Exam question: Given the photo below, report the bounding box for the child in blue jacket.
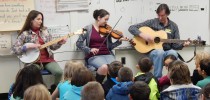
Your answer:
[106,67,133,100]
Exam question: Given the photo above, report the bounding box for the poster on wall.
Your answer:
[0,0,35,31]
[0,32,12,56]
[56,0,89,12]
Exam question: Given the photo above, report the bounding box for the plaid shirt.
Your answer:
[161,86,201,100]
[11,27,62,57]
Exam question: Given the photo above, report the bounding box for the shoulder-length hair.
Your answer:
[12,64,44,99]
[19,10,44,36]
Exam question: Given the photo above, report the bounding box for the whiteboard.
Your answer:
[35,0,70,27]
[35,0,76,52]
[56,0,89,11]
[143,0,210,44]
[73,0,210,47]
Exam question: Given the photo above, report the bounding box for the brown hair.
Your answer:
[138,56,153,72]
[12,64,44,98]
[118,67,133,82]
[19,10,44,35]
[108,61,123,78]
[129,81,150,100]
[93,9,109,20]
[200,58,210,76]
[202,83,210,99]
[81,81,104,100]
[156,4,170,15]
[24,84,51,100]
[169,61,191,85]
[71,67,95,87]
[63,60,85,81]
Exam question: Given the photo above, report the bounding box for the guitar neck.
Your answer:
[40,33,73,49]
[161,39,188,43]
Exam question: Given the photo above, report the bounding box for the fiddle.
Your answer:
[99,24,136,46]
[99,24,123,39]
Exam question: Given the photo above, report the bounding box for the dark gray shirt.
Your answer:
[128,18,184,50]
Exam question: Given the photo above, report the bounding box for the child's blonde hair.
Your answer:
[63,60,85,81]
[24,84,51,100]
[195,52,210,68]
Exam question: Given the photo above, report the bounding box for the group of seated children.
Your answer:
[9,51,210,100]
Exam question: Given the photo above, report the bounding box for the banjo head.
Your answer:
[19,48,40,63]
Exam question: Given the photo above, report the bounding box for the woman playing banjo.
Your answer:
[11,10,66,89]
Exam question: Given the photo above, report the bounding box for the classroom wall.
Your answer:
[0,0,210,93]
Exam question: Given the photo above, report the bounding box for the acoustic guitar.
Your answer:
[133,27,205,53]
[18,29,86,63]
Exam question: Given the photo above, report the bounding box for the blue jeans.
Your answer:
[88,55,115,69]
[149,49,178,78]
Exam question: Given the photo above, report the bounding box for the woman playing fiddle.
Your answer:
[76,9,128,83]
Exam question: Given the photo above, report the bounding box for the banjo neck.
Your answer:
[39,33,73,50]
[39,28,85,50]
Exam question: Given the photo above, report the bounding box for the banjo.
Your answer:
[18,29,86,63]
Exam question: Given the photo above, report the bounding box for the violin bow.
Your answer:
[98,16,123,51]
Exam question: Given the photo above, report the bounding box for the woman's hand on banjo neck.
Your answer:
[58,37,67,45]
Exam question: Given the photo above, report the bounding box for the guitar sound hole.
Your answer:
[154,37,160,43]
[145,41,148,45]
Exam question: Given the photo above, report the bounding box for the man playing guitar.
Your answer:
[129,4,190,79]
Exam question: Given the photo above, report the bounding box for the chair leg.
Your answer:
[50,84,57,94]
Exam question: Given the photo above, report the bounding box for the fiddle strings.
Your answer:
[97,16,123,51]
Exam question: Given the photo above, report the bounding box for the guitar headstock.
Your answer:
[73,28,87,35]
[191,40,206,46]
